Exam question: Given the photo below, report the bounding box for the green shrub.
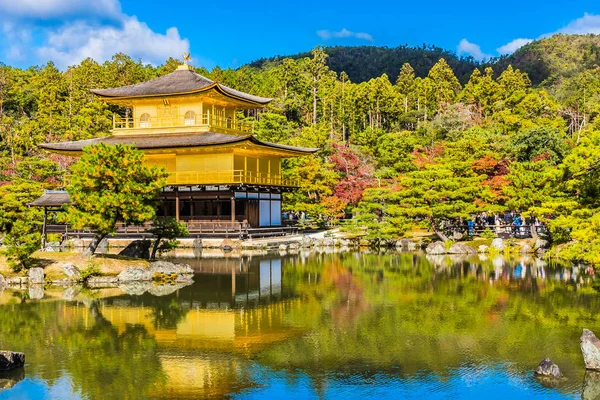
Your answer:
[80,260,101,280]
[480,228,497,240]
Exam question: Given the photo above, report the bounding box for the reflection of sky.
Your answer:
[234,363,577,399]
[0,376,83,400]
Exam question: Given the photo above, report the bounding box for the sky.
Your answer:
[1,0,600,70]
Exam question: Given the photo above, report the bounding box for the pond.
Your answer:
[0,251,599,399]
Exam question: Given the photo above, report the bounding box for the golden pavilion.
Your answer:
[39,60,317,236]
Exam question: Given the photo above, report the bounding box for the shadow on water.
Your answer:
[0,251,598,399]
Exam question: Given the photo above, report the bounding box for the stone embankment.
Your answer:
[0,260,195,299]
[0,352,24,372]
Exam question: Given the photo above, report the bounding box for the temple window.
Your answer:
[140,113,151,128]
[184,111,196,126]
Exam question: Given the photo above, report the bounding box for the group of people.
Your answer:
[465,211,544,237]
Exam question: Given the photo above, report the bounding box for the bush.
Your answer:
[480,228,497,240]
[80,260,101,280]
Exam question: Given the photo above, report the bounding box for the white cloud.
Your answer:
[555,12,600,34]
[496,38,533,55]
[0,0,189,69]
[0,0,121,20]
[317,28,374,42]
[36,17,189,69]
[457,39,491,61]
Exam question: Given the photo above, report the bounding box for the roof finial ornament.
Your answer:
[178,52,192,70]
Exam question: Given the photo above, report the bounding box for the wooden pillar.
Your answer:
[175,190,180,221]
[231,197,235,222]
[41,207,48,250]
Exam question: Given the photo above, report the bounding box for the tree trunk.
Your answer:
[430,216,449,242]
[84,233,107,256]
[150,235,163,260]
[312,78,317,125]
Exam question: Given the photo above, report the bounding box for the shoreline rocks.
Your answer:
[581,329,600,370]
[0,351,24,372]
[534,357,562,378]
[426,241,446,255]
[28,268,44,284]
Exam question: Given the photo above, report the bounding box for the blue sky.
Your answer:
[1,0,600,70]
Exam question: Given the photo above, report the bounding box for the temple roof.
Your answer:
[29,190,71,207]
[39,131,319,155]
[91,69,272,105]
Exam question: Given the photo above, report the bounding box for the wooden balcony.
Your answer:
[166,170,299,187]
[112,113,253,135]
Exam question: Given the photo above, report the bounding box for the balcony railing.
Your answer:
[167,170,299,187]
[113,113,253,134]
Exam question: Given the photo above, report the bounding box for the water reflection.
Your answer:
[0,252,598,399]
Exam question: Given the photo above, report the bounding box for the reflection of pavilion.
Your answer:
[77,256,299,398]
[167,255,285,307]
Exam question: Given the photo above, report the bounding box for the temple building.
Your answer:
[39,60,317,237]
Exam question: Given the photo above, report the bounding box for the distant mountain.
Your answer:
[248,45,482,84]
[497,34,600,86]
[247,34,600,87]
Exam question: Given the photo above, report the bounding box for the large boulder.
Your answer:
[117,267,153,282]
[28,268,44,284]
[478,245,489,254]
[582,329,600,370]
[61,263,81,281]
[396,239,417,251]
[148,261,193,275]
[0,274,5,287]
[426,241,447,255]
[220,238,233,251]
[0,351,25,371]
[534,357,562,378]
[119,240,151,259]
[447,244,476,255]
[534,238,549,250]
[491,238,504,251]
[192,238,203,250]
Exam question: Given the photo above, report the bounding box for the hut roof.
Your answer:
[29,190,71,207]
[91,69,272,105]
[39,131,319,154]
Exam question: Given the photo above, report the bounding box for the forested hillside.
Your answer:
[249,44,481,84]
[2,33,600,263]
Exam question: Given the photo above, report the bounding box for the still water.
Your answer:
[0,251,599,399]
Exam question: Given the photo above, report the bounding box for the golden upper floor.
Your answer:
[92,65,271,136]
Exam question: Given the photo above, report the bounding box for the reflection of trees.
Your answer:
[146,298,189,329]
[263,252,600,386]
[0,301,166,400]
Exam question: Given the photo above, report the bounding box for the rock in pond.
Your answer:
[119,240,151,259]
[426,241,446,255]
[447,243,476,255]
[61,263,81,281]
[148,261,194,275]
[478,245,489,254]
[582,329,600,370]
[117,267,153,282]
[491,238,504,251]
[28,268,44,284]
[0,274,5,287]
[220,238,233,251]
[0,351,24,372]
[534,357,562,378]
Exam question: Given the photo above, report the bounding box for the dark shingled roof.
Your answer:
[29,190,71,207]
[91,69,272,105]
[39,131,319,154]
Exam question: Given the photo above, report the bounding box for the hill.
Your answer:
[248,44,482,84]
[247,34,600,87]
